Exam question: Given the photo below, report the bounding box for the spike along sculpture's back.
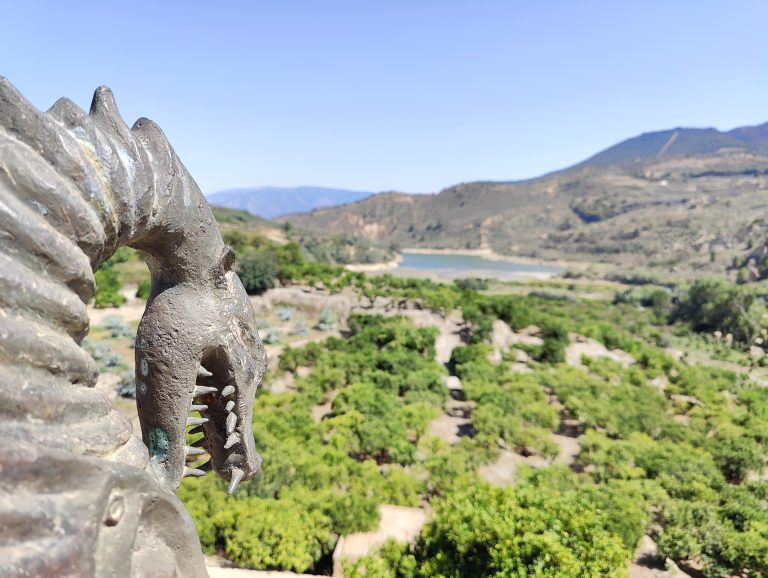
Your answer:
[0,78,266,577]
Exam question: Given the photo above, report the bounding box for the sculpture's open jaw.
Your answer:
[137,269,264,494]
[183,347,261,494]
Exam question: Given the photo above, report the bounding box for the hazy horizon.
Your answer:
[207,116,768,196]
[3,1,766,194]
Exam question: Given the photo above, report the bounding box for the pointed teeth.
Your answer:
[197,365,213,377]
[183,466,206,478]
[221,385,236,398]
[225,401,235,413]
[224,433,240,449]
[186,452,204,463]
[190,404,208,412]
[193,386,217,397]
[187,416,208,427]
[226,412,238,434]
[185,445,206,456]
[228,467,244,495]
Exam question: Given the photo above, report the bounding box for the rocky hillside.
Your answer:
[279,122,768,275]
[207,186,373,219]
[211,206,395,265]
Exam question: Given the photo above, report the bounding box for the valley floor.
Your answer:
[87,278,766,578]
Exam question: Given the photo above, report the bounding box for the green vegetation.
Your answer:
[347,479,629,578]
[672,277,767,345]
[93,247,133,307]
[175,272,768,576]
[213,205,396,265]
[89,211,768,577]
[179,315,449,572]
[93,265,125,308]
[346,473,633,578]
[450,343,558,457]
[279,127,768,279]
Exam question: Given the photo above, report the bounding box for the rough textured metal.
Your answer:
[0,78,266,577]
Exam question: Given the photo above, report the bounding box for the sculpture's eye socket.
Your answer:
[221,246,236,273]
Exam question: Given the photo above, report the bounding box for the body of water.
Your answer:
[394,252,562,281]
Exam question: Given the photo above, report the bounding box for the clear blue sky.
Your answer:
[2,1,766,194]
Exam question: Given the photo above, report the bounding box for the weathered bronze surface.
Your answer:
[0,78,266,577]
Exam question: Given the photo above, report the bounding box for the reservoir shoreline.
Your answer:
[400,247,573,269]
[347,248,565,281]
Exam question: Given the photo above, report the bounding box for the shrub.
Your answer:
[454,277,489,292]
[93,266,125,308]
[135,278,151,300]
[359,484,629,578]
[292,318,309,337]
[222,498,333,573]
[317,308,336,331]
[276,306,293,321]
[102,315,134,338]
[672,278,766,345]
[238,250,278,295]
[263,329,280,344]
[538,320,569,364]
[117,370,136,398]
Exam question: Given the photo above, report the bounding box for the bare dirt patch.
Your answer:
[428,414,474,445]
[627,536,693,578]
[565,335,634,368]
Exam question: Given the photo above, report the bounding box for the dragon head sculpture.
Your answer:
[0,77,268,576]
[137,247,266,492]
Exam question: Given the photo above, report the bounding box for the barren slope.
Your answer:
[280,122,768,274]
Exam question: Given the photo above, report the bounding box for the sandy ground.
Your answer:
[207,570,315,578]
[627,536,693,578]
[428,414,474,445]
[550,433,580,466]
[344,254,403,272]
[565,335,635,368]
[478,432,581,487]
[403,308,464,366]
[88,302,145,325]
[206,555,317,578]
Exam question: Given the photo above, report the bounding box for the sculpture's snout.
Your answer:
[136,271,266,493]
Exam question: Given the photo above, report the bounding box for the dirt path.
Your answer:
[428,414,473,445]
[627,536,693,578]
[206,556,317,578]
[565,335,634,368]
[682,348,768,387]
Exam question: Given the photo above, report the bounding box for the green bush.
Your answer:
[538,320,569,364]
[135,278,151,300]
[222,498,333,572]
[453,277,489,292]
[237,250,278,295]
[93,265,125,308]
[672,278,766,345]
[350,484,629,578]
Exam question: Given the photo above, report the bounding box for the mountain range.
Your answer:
[278,122,768,276]
[206,186,374,219]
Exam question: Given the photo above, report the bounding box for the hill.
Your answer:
[211,206,396,265]
[280,122,768,277]
[580,122,768,167]
[206,186,374,219]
